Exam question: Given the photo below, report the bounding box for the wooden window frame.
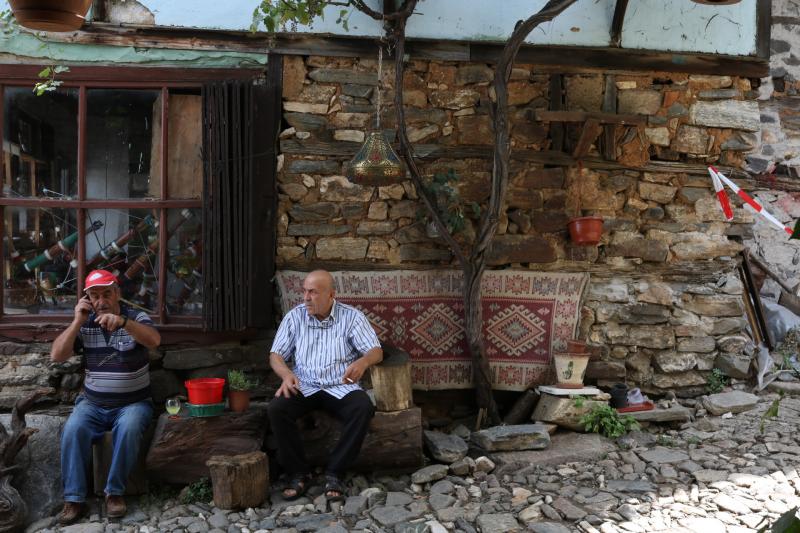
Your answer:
[0,65,264,341]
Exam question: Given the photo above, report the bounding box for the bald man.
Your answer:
[268,270,383,501]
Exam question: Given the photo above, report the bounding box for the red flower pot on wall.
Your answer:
[9,0,92,32]
[568,216,604,246]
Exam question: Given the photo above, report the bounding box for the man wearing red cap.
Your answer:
[50,270,161,524]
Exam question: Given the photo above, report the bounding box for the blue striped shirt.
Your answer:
[75,305,154,408]
[271,300,381,399]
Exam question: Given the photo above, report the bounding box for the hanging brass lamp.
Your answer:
[345,131,406,186]
[345,43,405,186]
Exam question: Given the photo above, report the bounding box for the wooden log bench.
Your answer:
[145,405,268,485]
[265,407,424,473]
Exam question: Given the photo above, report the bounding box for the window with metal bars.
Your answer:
[0,66,277,333]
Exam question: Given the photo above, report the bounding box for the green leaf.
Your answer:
[37,66,51,78]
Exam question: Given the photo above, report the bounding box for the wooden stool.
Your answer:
[92,426,153,496]
[206,451,268,509]
[371,344,413,412]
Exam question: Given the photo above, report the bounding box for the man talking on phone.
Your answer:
[267,270,382,502]
[50,270,160,524]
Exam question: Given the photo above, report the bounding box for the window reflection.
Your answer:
[4,208,79,314]
[86,90,159,200]
[3,88,78,199]
[166,208,202,315]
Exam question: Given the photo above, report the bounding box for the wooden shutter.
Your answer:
[202,59,281,331]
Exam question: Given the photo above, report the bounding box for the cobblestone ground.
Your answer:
[31,392,800,533]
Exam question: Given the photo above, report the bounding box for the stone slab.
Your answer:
[537,386,601,396]
[490,432,615,467]
[702,391,759,416]
[625,404,692,423]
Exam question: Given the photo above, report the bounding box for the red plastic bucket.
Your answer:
[185,378,225,405]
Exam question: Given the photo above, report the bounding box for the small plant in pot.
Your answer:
[227,369,257,413]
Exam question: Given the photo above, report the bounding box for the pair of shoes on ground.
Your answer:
[57,495,126,525]
[281,473,345,502]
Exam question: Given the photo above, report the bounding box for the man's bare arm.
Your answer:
[343,347,383,383]
[50,320,83,362]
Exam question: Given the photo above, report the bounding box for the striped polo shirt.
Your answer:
[271,300,381,399]
[75,305,153,408]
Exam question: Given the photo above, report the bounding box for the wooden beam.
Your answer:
[610,0,629,48]
[549,74,565,152]
[33,22,768,78]
[756,0,772,60]
[601,75,618,160]
[573,118,603,158]
[472,44,768,78]
[280,138,772,182]
[535,110,646,126]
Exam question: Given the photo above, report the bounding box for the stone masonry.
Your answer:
[277,54,763,396]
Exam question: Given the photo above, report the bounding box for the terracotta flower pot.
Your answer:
[228,389,250,413]
[9,0,93,32]
[568,216,604,246]
[553,352,591,389]
[566,339,587,354]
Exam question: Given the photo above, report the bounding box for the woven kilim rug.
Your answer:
[275,270,589,391]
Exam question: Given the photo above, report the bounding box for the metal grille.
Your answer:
[201,69,279,331]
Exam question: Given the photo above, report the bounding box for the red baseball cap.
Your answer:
[84,270,119,291]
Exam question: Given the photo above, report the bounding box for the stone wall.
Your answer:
[0,338,277,411]
[277,55,763,396]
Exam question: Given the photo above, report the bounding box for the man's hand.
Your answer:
[276,374,300,398]
[74,296,92,321]
[343,358,369,384]
[96,313,123,331]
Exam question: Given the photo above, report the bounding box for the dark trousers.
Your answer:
[267,389,374,478]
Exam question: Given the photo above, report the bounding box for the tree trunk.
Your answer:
[206,451,268,510]
[362,0,578,427]
[0,388,51,532]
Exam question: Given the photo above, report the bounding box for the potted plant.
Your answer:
[8,0,93,32]
[553,351,591,389]
[227,369,257,413]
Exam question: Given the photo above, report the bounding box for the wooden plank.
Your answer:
[536,110,646,126]
[741,251,773,350]
[610,0,629,48]
[248,55,282,329]
[602,75,618,161]
[548,74,564,152]
[756,0,772,60]
[572,118,603,159]
[0,64,262,85]
[472,44,769,78]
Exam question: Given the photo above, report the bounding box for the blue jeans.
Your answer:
[61,395,153,502]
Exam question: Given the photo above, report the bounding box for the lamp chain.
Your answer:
[376,44,382,130]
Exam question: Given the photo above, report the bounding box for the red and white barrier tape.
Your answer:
[708,166,794,236]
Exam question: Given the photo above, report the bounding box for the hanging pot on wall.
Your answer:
[568,216,604,246]
[8,0,92,32]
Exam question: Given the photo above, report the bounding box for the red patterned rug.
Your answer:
[275,270,589,391]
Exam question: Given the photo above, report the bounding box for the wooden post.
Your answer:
[371,344,412,412]
[206,451,268,510]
